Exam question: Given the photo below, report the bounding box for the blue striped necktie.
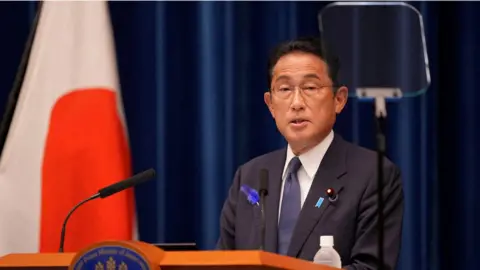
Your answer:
[277,156,302,255]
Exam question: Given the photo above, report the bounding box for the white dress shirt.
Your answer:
[278,130,334,218]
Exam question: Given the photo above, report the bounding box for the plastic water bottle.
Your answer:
[313,235,342,268]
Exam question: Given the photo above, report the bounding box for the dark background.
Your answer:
[1,1,479,270]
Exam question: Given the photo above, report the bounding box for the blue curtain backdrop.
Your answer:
[0,1,479,270]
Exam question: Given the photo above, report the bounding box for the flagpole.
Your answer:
[0,1,44,157]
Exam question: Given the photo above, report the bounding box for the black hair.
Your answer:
[267,36,340,89]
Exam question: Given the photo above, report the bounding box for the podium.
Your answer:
[0,241,339,270]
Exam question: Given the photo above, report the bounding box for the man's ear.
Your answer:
[264,91,275,118]
[334,86,348,114]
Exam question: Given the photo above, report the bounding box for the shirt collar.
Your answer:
[283,130,335,179]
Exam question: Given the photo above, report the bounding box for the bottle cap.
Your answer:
[320,235,334,247]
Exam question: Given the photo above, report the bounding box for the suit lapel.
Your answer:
[287,134,348,257]
[263,149,286,253]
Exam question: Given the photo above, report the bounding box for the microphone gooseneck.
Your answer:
[58,168,156,253]
[58,194,98,252]
[259,169,269,251]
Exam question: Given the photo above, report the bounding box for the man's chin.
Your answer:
[285,128,311,141]
[285,134,311,147]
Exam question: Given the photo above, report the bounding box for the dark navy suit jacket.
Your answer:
[216,134,404,270]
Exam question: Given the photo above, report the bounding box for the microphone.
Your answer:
[58,168,156,252]
[258,169,269,250]
[98,169,155,198]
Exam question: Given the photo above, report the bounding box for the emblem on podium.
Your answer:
[94,257,128,270]
[69,241,164,270]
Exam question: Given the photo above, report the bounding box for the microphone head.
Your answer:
[135,168,156,181]
[98,168,156,198]
[259,169,269,196]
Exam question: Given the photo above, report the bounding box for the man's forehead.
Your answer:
[274,52,328,69]
[273,57,328,76]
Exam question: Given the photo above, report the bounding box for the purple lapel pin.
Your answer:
[240,184,260,206]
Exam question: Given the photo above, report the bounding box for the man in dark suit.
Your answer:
[216,37,404,270]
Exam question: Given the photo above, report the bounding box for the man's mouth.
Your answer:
[290,119,308,124]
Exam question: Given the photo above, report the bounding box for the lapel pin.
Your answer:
[240,184,260,206]
[326,188,338,202]
[315,197,324,208]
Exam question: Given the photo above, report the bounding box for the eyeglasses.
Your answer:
[270,85,337,100]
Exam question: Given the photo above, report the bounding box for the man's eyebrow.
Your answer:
[274,74,323,83]
[303,74,321,80]
[274,75,290,83]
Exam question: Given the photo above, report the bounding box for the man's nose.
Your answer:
[290,87,306,110]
